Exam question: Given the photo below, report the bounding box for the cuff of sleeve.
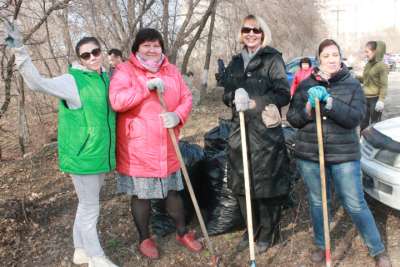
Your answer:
[174,110,185,126]
[324,97,333,110]
[13,46,29,68]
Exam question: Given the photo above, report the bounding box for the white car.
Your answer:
[361,117,400,210]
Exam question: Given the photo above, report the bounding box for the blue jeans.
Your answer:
[297,159,384,256]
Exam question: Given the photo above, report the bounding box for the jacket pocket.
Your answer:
[77,134,90,156]
[128,119,146,139]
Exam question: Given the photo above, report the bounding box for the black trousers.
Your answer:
[361,96,382,131]
[237,196,283,243]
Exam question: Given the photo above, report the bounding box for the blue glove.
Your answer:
[307,86,330,108]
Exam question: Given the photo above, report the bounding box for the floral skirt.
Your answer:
[117,171,184,199]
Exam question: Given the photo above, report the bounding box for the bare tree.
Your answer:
[201,0,217,95]
[181,0,218,73]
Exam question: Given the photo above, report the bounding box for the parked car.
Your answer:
[384,53,396,71]
[392,53,400,71]
[361,117,400,210]
[286,56,317,86]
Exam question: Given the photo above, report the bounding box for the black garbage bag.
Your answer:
[205,151,245,235]
[203,119,245,235]
[150,141,206,237]
[282,125,300,209]
[178,141,208,217]
[204,118,231,156]
[150,199,176,237]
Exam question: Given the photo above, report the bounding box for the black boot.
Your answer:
[236,226,260,253]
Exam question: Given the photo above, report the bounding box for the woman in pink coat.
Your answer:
[290,57,313,97]
[109,28,202,259]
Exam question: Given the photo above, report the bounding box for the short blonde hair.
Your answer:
[239,15,272,48]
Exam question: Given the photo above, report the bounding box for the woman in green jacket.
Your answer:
[359,41,388,130]
[5,21,117,267]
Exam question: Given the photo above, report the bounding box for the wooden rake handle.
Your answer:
[239,111,256,266]
[315,98,331,267]
[156,90,217,259]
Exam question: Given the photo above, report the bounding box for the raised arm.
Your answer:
[4,21,81,109]
[14,47,81,109]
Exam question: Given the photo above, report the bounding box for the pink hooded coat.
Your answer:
[290,68,313,96]
[109,54,192,178]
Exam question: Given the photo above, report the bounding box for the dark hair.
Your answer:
[299,57,311,67]
[108,48,123,57]
[75,37,101,57]
[318,39,341,58]
[131,28,165,53]
[366,41,377,51]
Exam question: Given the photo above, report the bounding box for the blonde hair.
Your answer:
[239,14,272,48]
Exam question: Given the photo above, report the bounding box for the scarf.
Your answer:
[241,47,260,70]
[313,66,342,83]
[135,53,165,73]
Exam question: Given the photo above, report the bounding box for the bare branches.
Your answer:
[23,0,72,43]
[181,0,218,73]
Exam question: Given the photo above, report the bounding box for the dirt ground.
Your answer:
[1,88,400,267]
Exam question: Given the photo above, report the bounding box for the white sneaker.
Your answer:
[88,256,119,267]
[73,248,89,264]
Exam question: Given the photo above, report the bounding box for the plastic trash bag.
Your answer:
[150,141,206,237]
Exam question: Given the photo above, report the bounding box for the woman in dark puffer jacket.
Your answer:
[287,39,391,267]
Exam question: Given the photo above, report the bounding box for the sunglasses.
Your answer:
[79,48,101,60]
[241,27,263,34]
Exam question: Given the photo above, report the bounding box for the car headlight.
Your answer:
[375,149,400,168]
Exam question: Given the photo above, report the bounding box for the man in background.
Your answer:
[108,49,123,77]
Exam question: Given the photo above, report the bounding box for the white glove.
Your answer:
[375,100,384,112]
[160,112,180,128]
[3,19,23,48]
[234,88,250,112]
[147,77,164,93]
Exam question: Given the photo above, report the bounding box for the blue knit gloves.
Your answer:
[307,86,330,108]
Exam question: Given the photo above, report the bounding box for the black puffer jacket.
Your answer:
[219,46,291,198]
[287,65,366,164]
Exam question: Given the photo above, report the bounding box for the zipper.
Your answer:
[100,73,112,170]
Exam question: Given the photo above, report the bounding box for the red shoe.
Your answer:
[139,238,160,259]
[176,230,203,252]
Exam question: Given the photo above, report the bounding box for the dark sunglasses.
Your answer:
[241,27,263,34]
[79,48,101,60]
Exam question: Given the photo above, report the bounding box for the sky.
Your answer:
[321,0,399,36]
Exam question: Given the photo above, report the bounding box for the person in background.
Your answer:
[107,48,123,77]
[4,22,118,267]
[109,28,202,260]
[290,57,313,97]
[287,38,391,267]
[183,71,200,107]
[358,41,388,131]
[219,14,291,254]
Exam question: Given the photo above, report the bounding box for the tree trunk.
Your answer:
[162,0,170,52]
[0,55,14,120]
[201,0,218,98]
[58,7,75,63]
[181,0,218,74]
[16,75,29,156]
